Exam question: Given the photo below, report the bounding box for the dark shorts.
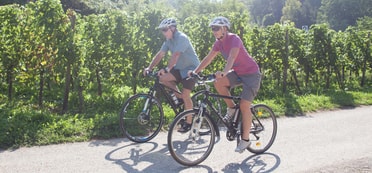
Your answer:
[170,68,196,90]
[227,71,261,102]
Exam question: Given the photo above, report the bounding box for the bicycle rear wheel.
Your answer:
[167,109,215,166]
[119,94,164,143]
[245,104,277,154]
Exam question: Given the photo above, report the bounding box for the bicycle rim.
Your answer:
[167,109,215,166]
[119,94,163,143]
[247,104,277,154]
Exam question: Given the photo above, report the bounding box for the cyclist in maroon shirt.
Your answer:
[190,16,261,153]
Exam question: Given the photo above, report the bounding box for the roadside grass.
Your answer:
[1,88,371,149]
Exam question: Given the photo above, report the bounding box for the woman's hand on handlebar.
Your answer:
[158,68,166,76]
[215,71,225,79]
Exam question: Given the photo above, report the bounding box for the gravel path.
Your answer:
[1,106,372,173]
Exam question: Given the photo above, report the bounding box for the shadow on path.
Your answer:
[103,139,281,173]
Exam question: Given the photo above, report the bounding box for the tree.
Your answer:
[26,0,71,107]
[61,9,76,114]
[281,0,302,26]
[0,0,30,6]
[0,4,22,100]
[298,0,321,27]
[248,0,285,26]
[319,0,372,31]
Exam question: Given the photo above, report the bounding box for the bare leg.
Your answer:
[182,88,193,124]
[214,76,235,108]
[240,99,252,141]
[160,73,193,124]
[159,73,179,92]
[214,75,252,141]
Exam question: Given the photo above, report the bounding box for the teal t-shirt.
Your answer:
[161,31,200,79]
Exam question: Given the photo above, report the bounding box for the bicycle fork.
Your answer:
[188,103,205,140]
[140,92,156,122]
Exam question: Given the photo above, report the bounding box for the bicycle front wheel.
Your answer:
[119,94,164,143]
[192,91,222,125]
[246,104,277,154]
[168,109,215,166]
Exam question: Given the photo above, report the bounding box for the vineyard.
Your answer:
[0,0,371,148]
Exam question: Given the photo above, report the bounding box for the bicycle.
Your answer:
[167,74,277,166]
[119,71,221,143]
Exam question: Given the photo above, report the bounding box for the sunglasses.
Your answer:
[161,28,169,32]
[211,26,221,31]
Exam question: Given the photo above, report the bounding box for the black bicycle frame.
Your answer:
[147,75,183,115]
[198,89,241,133]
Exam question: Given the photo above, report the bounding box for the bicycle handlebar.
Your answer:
[189,73,216,85]
[144,70,158,78]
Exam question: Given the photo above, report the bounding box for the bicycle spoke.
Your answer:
[246,104,277,154]
[120,94,164,143]
[168,110,215,166]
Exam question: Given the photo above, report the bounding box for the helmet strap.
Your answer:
[170,27,177,38]
[217,27,227,40]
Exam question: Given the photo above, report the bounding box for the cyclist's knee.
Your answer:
[214,78,229,88]
[159,73,175,83]
[181,89,191,99]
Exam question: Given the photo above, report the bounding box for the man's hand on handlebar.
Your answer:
[143,68,151,76]
[187,70,198,78]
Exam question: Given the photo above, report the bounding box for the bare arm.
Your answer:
[144,51,166,76]
[167,51,181,71]
[222,47,239,74]
[147,51,166,70]
[193,49,219,74]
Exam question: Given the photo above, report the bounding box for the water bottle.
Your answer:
[170,92,179,105]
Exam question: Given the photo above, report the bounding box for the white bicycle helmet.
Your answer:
[209,16,230,29]
[158,18,177,29]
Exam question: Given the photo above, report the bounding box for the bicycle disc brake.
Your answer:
[137,112,149,125]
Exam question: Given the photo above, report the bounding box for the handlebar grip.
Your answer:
[207,74,216,80]
[190,72,199,78]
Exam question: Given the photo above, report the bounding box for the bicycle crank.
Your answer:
[226,129,237,141]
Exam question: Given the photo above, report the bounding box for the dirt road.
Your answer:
[1,106,372,173]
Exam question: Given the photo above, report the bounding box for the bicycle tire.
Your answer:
[119,94,164,143]
[241,104,277,154]
[167,109,215,166]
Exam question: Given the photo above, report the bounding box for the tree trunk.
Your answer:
[38,69,44,107]
[62,9,77,113]
[325,66,331,89]
[361,32,370,87]
[291,69,302,94]
[62,62,71,114]
[305,65,310,88]
[131,70,137,95]
[96,68,102,97]
[325,34,332,89]
[78,80,84,113]
[282,29,289,93]
[334,65,344,89]
[6,67,13,101]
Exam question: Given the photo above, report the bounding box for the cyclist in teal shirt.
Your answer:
[144,18,200,132]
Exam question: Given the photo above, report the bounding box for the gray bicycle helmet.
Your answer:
[209,16,230,29]
[158,18,177,29]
